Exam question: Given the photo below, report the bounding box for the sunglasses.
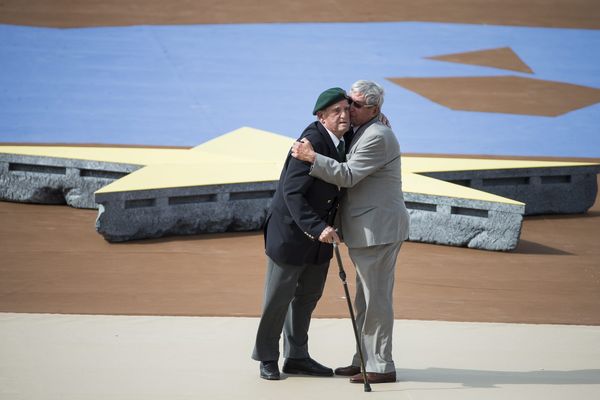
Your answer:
[350,100,375,109]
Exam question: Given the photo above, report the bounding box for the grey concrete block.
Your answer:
[94,182,277,242]
[2,150,598,252]
[0,154,139,209]
[423,165,600,215]
[95,184,524,250]
[405,193,524,251]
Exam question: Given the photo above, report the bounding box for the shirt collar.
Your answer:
[323,126,342,147]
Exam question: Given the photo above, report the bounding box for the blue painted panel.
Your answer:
[0,22,598,156]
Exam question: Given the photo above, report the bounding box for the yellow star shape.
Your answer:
[2,127,592,203]
[1,127,598,250]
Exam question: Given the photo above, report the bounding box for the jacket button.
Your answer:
[327,199,332,203]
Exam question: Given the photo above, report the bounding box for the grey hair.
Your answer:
[350,80,385,108]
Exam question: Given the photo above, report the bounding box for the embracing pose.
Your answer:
[292,80,410,384]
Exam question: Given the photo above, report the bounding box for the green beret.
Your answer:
[312,87,349,115]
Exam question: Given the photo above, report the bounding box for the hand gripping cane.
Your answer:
[333,242,372,392]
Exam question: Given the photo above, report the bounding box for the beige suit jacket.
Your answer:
[310,117,410,248]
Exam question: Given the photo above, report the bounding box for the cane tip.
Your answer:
[364,384,372,392]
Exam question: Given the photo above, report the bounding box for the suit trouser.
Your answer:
[252,256,329,361]
[349,241,402,373]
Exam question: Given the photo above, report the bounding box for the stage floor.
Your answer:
[1,313,599,399]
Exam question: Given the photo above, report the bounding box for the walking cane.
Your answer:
[333,242,372,392]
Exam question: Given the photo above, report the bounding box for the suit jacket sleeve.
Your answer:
[309,128,390,187]
[282,145,329,240]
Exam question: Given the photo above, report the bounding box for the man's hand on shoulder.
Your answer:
[378,112,391,128]
[291,138,316,164]
[318,226,340,244]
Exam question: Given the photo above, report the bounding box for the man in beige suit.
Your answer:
[291,80,410,384]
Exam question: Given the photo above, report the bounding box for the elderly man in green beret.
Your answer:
[251,88,350,380]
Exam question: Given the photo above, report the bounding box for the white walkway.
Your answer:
[1,313,599,400]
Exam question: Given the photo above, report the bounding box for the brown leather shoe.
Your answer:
[350,371,396,384]
[334,365,361,376]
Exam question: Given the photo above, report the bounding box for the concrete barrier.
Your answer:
[1,129,598,251]
[0,153,137,208]
[422,166,599,215]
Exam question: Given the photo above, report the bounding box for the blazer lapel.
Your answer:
[348,116,379,153]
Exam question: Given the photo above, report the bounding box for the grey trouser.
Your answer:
[349,241,402,373]
[252,256,329,361]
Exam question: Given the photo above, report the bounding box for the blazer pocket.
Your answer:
[350,206,376,217]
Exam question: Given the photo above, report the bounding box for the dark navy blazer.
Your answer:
[264,121,347,266]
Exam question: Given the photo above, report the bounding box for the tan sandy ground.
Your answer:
[1,170,598,325]
[1,0,599,28]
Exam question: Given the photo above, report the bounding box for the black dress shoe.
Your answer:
[260,361,280,380]
[282,357,334,377]
[334,365,361,376]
